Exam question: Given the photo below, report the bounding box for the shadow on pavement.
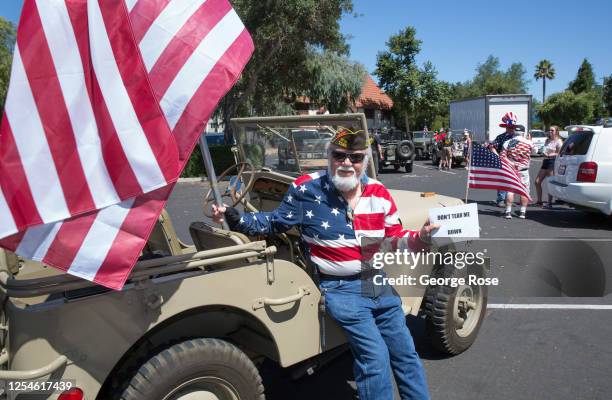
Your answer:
[261,314,451,399]
[473,201,611,231]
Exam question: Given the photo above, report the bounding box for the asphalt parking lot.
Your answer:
[166,158,612,400]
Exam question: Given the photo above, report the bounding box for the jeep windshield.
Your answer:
[231,114,373,177]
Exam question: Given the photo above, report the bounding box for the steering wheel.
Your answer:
[202,162,256,217]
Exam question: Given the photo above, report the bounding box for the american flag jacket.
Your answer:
[234,171,426,276]
[501,136,534,171]
[488,132,515,152]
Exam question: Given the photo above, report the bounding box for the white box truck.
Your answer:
[450,94,532,143]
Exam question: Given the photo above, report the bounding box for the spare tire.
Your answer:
[396,140,415,161]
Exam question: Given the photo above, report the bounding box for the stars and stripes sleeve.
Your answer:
[381,187,428,251]
[234,184,303,236]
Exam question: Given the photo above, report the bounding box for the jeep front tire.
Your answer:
[424,264,487,355]
[120,338,264,400]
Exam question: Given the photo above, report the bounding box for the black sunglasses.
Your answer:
[331,150,366,163]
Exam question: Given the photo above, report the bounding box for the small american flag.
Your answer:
[468,145,530,199]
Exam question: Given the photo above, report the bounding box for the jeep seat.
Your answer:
[189,221,251,252]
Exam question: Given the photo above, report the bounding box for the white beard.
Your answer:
[328,155,368,193]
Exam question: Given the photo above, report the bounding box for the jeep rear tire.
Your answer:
[405,162,413,173]
[424,264,487,355]
[120,338,264,400]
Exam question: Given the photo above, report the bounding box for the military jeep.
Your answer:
[0,114,488,400]
[376,129,415,173]
[410,130,435,160]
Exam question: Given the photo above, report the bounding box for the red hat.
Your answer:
[499,112,518,128]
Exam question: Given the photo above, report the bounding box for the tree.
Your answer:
[603,75,612,116]
[472,56,528,95]
[304,50,366,113]
[537,91,595,127]
[0,17,16,110]
[568,58,596,94]
[451,55,528,100]
[413,62,450,130]
[374,27,422,130]
[218,0,354,142]
[534,59,555,102]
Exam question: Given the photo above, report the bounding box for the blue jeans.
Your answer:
[496,190,507,203]
[320,278,430,400]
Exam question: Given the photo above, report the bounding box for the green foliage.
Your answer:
[413,62,450,130]
[0,17,16,110]
[181,145,235,178]
[304,50,366,113]
[534,59,555,102]
[218,0,354,141]
[452,55,529,100]
[538,60,605,125]
[604,75,612,116]
[537,91,597,127]
[374,27,422,129]
[568,58,596,94]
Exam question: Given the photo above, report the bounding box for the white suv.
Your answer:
[547,125,612,215]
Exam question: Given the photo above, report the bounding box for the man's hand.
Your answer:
[419,219,440,244]
[211,204,227,225]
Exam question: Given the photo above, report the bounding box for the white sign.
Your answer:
[428,203,479,241]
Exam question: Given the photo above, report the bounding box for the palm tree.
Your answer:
[534,60,556,102]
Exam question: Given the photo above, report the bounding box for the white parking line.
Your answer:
[414,164,432,170]
[488,304,612,310]
[414,164,457,175]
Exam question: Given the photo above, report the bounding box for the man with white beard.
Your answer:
[212,128,436,400]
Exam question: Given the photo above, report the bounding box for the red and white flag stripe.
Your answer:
[0,0,180,238]
[469,159,530,199]
[0,0,254,290]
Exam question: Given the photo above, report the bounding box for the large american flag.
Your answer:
[0,0,253,289]
[468,145,530,199]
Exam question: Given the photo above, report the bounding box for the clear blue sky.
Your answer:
[2,0,610,102]
[341,0,611,101]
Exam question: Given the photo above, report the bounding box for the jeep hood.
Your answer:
[387,190,464,230]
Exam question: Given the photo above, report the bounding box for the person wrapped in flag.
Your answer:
[488,111,520,206]
[212,128,437,400]
[500,125,534,219]
[468,138,532,218]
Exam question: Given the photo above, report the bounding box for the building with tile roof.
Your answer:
[295,75,395,131]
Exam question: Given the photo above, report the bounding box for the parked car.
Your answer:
[411,130,434,160]
[547,125,612,215]
[430,131,466,167]
[529,130,548,156]
[594,117,612,128]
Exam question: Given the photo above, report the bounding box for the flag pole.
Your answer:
[199,133,230,230]
[464,134,472,204]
